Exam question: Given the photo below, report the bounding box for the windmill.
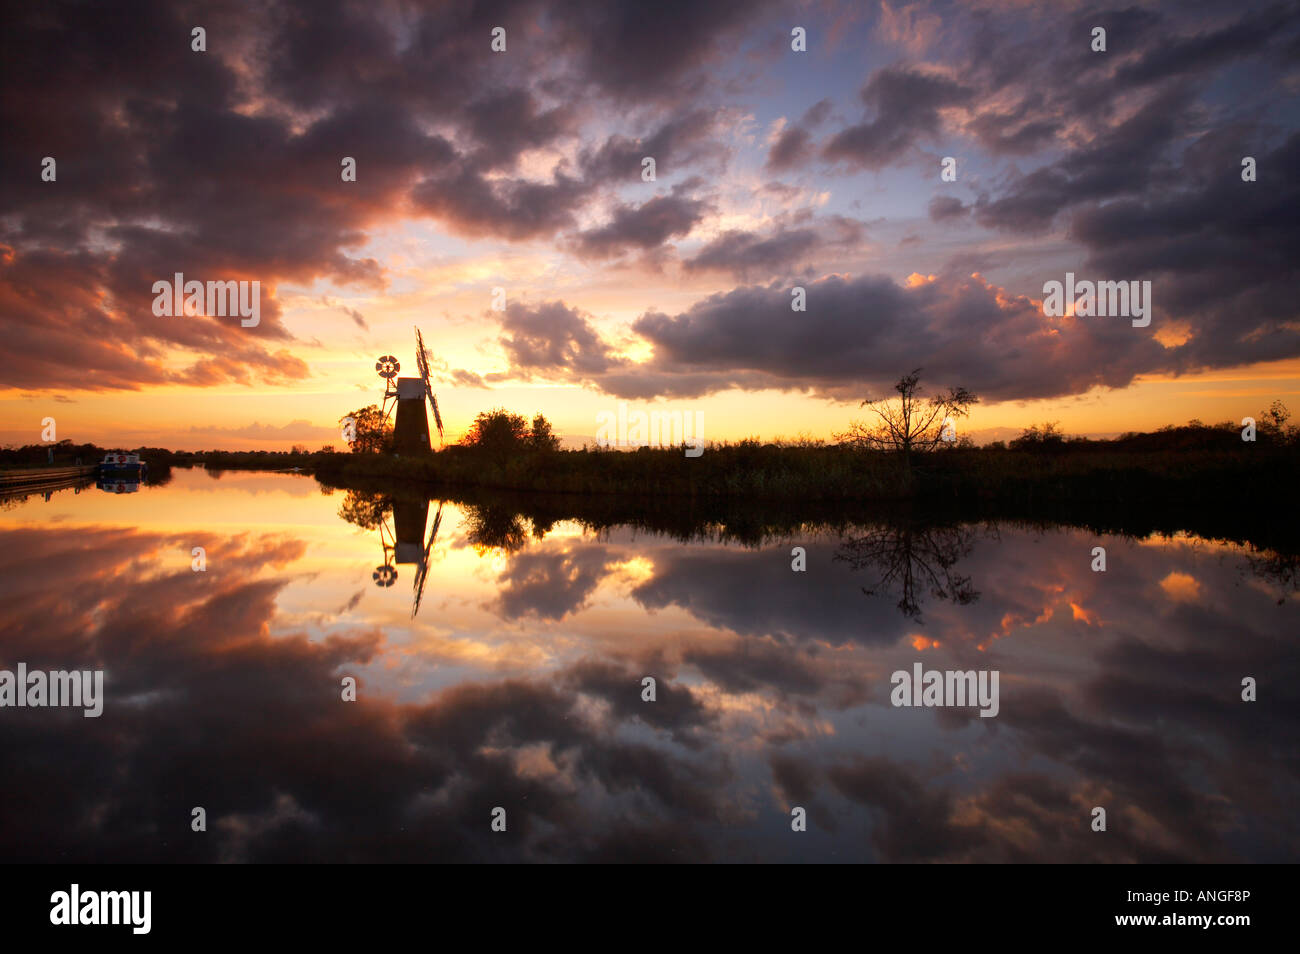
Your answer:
[380,328,444,454]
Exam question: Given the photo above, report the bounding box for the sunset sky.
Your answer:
[2,0,1298,450]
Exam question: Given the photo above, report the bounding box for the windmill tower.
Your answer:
[392,377,431,454]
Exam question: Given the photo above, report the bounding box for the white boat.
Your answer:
[98,453,148,479]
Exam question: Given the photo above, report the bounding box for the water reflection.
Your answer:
[97,477,144,494]
[835,521,982,622]
[338,491,445,617]
[0,469,1296,862]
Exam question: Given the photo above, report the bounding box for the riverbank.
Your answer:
[307,440,1296,507]
[0,465,98,497]
[313,451,1299,558]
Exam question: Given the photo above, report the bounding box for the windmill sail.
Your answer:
[430,392,443,439]
[411,502,443,618]
[414,326,444,445]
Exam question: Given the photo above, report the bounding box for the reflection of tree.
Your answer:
[1243,547,1300,605]
[338,489,389,530]
[460,502,530,554]
[835,522,980,621]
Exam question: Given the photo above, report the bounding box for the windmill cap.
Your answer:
[396,377,426,399]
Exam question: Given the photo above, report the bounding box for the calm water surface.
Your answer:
[1,469,1296,862]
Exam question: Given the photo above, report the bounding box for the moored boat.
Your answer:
[98,452,148,480]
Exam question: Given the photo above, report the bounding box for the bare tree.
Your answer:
[837,368,978,472]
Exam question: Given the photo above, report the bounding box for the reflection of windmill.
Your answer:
[411,502,444,618]
[373,513,398,587]
[368,497,444,617]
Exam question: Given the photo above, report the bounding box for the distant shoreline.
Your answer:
[5,425,1296,512]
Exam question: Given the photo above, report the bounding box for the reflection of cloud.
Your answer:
[1158,571,1201,603]
[0,523,734,861]
[630,542,915,646]
[493,545,613,621]
[1,513,1297,862]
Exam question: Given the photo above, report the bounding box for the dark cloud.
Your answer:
[411,165,590,241]
[610,272,1168,401]
[1065,128,1300,366]
[686,226,821,275]
[1115,4,1298,85]
[0,2,760,391]
[800,99,833,128]
[973,85,1197,234]
[578,110,729,184]
[928,195,968,222]
[479,223,1294,398]
[462,89,577,169]
[565,0,780,100]
[569,195,709,259]
[766,127,814,171]
[821,68,971,170]
[565,659,719,750]
[496,300,627,379]
[764,97,840,171]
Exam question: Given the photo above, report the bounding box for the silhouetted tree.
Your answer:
[837,368,977,474]
[1260,400,1295,444]
[340,405,392,454]
[1010,421,1066,451]
[528,413,561,452]
[462,408,561,461]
